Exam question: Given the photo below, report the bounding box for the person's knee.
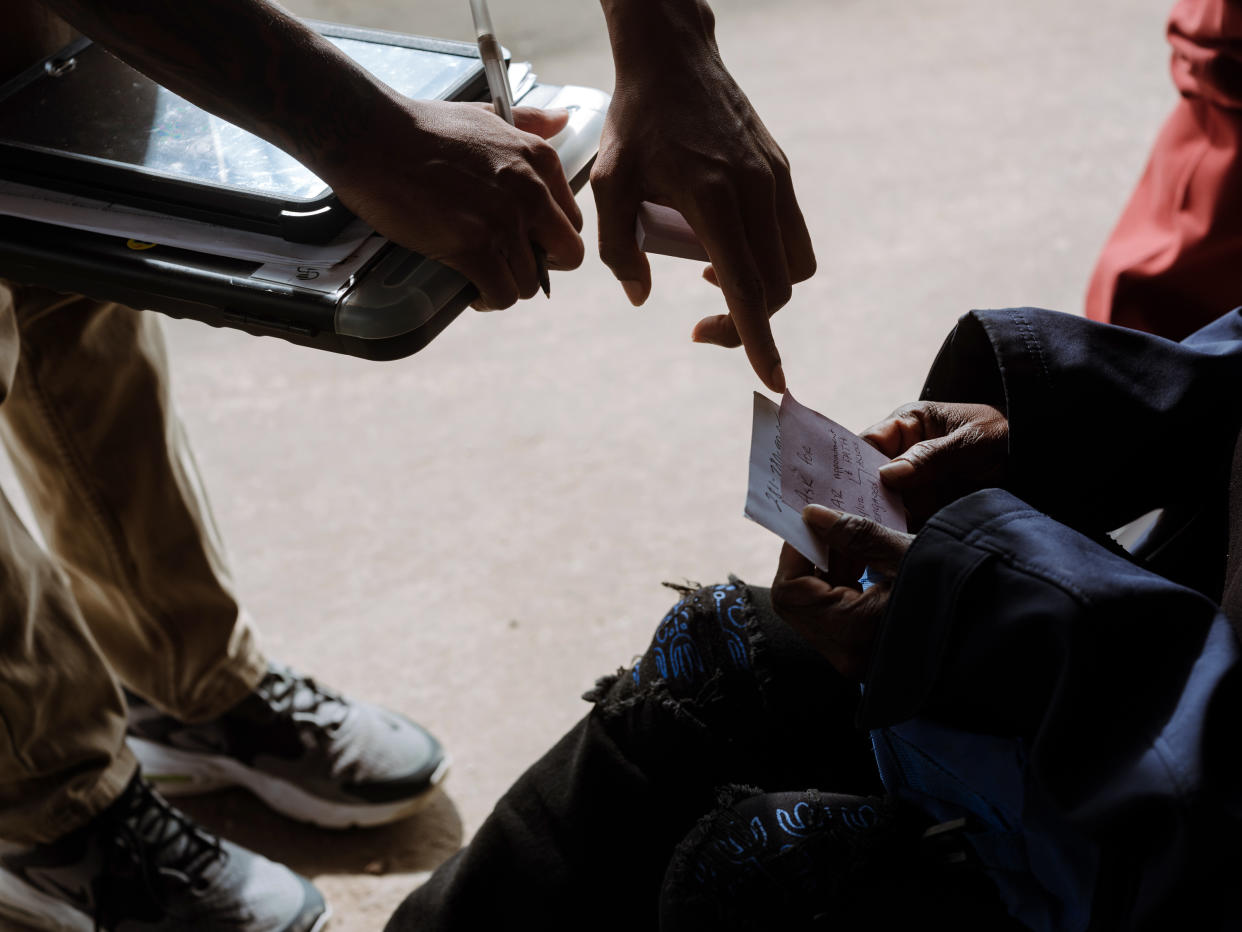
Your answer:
[645,581,756,687]
[586,580,765,722]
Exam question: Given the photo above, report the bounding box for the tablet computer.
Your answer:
[0,78,610,361]
[0,24,489,243]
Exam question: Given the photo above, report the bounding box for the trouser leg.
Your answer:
[1085,95,1242,341]
[0,490,137,845]
[0,282,136,845]
[386,582,879,932]
[0,285,265,723]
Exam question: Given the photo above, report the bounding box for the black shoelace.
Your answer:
[93,780,224,931]
[259,665,348,730]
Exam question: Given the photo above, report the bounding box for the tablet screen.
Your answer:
[0,35,480,202]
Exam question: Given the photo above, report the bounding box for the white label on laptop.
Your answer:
[744,392,907,567]
[250,235,386,293]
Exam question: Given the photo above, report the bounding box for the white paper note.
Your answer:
[744,393,834,567]
[744,392,908,567]
[778,392,907,531]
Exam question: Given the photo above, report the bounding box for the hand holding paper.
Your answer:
[860,401,1009,525]
[744,391,908,567]
[745,390,914,679]
[770,508,913,680]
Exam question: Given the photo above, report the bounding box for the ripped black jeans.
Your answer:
[385,581,883,931]
[384,582,1013,931]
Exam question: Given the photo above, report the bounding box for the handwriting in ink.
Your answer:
[764,420,784,513]
[792,469,815,506]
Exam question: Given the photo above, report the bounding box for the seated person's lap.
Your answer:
[387,582,880,932]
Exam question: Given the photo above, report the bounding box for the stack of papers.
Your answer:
[0,178,385,294]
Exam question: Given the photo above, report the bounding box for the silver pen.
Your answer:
[469,0,550,297]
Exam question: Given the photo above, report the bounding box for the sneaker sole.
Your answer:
[128,736,450,830]
[0,866,333,932]
[0,867,90,932]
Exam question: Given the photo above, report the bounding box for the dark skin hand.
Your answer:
[332,101,584,311]
[30,0,813,349]
[771,402,1006,678]
[41,0,584,311]
[771,505,914,681]
[594,0,817,393]
[863,401,1009,527]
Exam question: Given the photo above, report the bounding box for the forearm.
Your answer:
[599,0,721,84]
[42,0,402,181]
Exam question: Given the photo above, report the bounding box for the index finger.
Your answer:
[681,192,784,393]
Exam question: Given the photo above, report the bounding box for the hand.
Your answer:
[771,506,914,680]
[861,401,1009,526]
[34,1,582,312]
[326,100,585,311]
[590,27,815,393]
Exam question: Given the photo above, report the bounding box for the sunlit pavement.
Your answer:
[0,0,1174,927]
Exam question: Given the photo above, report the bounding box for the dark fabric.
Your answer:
[921,308,1242,559]
[864,490,1241,930]
[658,787,1022,932]
[1225,429,1242,623]
[859,307,1242,929]
[385,583,885,932]
[658,789,904,932]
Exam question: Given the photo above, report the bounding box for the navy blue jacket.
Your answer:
[858,309,1242,931]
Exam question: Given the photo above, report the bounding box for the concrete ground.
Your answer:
[0,0,1175,927]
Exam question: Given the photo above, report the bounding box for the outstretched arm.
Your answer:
[42,0,585,309]
[592,0,817,393]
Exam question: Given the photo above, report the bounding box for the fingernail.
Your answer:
[802,504,840,527]
[878,460,915,483]
[621,280,646,306]
[769,362,786,394]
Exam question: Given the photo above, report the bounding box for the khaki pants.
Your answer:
[0,280,266,844]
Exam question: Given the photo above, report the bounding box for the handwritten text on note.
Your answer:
[744,392,907,566]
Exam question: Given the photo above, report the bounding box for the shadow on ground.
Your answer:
[175,788,464,878]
